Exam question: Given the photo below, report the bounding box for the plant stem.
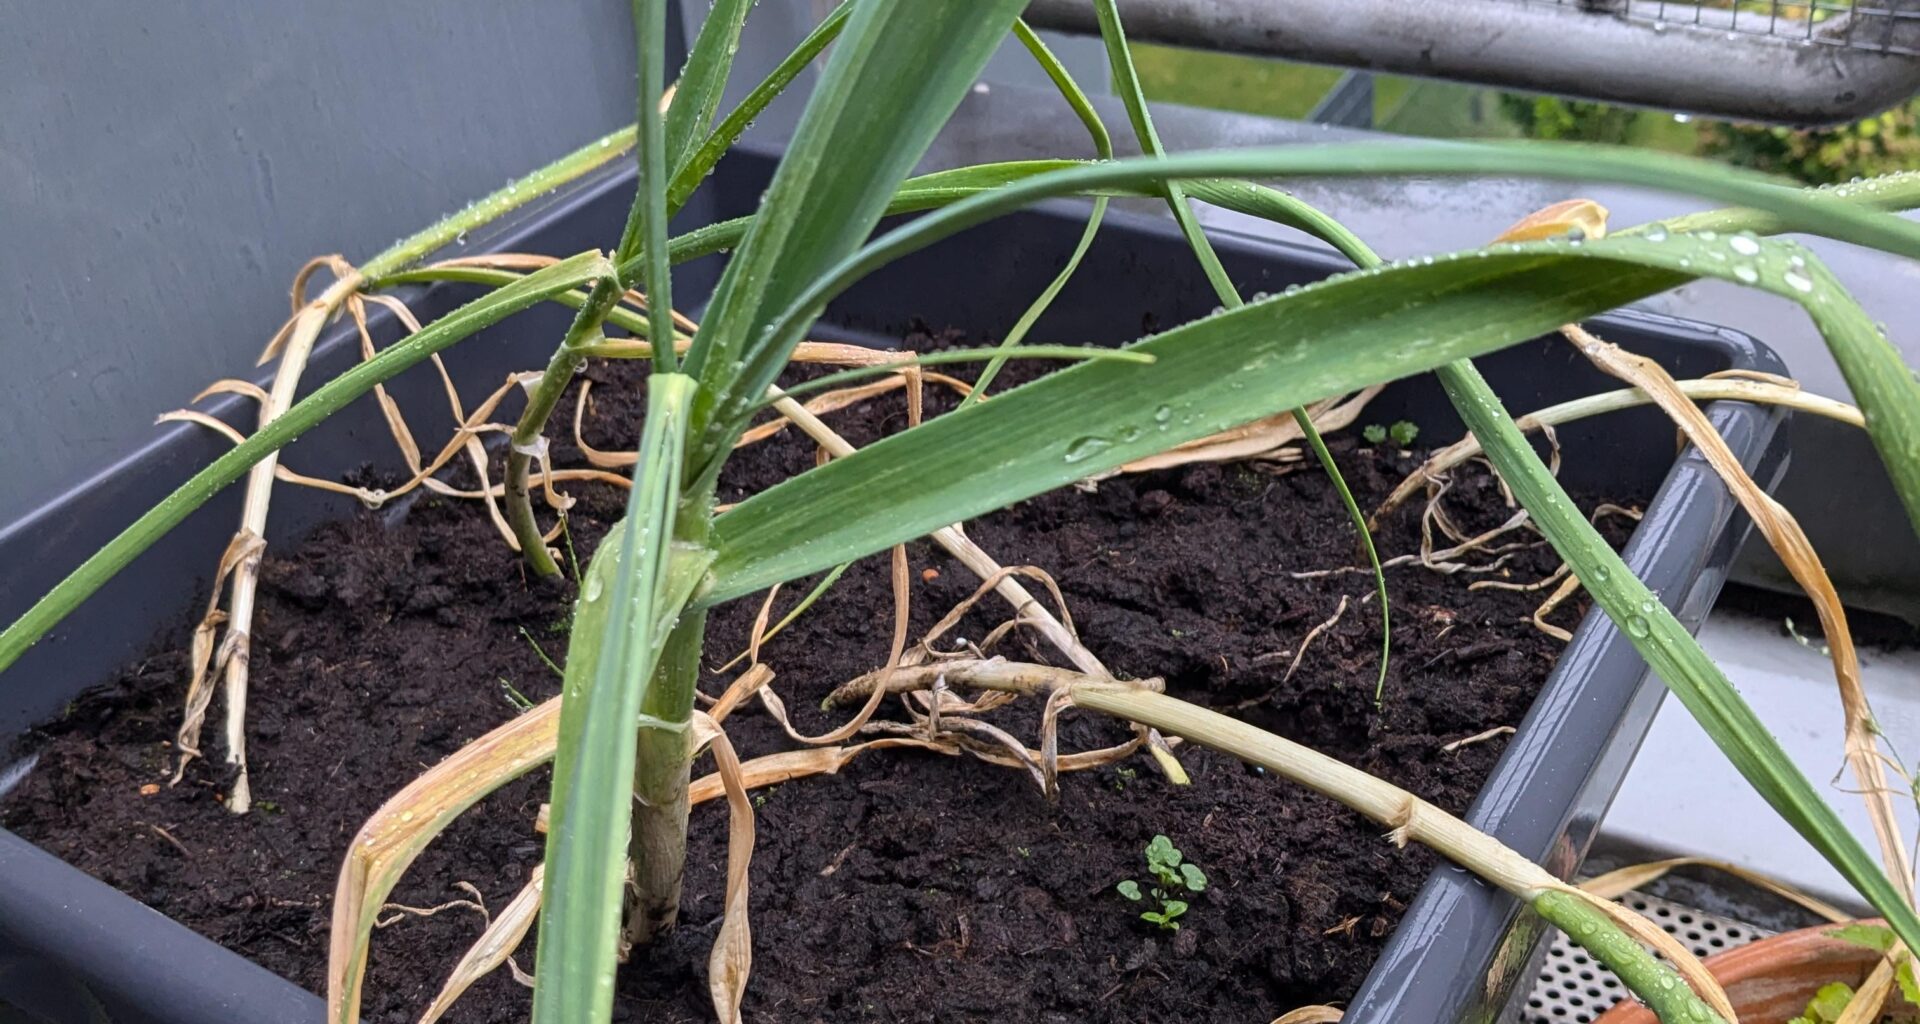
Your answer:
[505,0,680,574]
[1531,890,1726,1024]
[532,373,705,1024]
[507,278,629,577]
[623,477,717,945]
[212,271,360,813]
[623,605,707,946]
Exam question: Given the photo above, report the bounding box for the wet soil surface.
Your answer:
[4,330,1641,1023]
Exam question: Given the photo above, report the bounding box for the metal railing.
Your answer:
[1024,0,1920,124]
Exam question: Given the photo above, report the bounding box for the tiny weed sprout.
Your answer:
[1362,420,1420,447]
[1118,835,1209,931]
[1824,924,1920,1004]
[1789,982,1858,1024]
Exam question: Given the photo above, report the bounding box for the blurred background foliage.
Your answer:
[1130,42,1920,185]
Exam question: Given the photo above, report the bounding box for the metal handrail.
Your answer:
[1024,0,1920,125]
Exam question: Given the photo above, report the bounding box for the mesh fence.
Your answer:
[1507,0,1920,56]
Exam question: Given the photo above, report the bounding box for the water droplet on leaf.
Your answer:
[1063,436,1113,463]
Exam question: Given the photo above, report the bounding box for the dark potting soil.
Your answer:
[3,330,1643,1024]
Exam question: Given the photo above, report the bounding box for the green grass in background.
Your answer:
[1129,41,1918,186]
[1131,43,1346,121]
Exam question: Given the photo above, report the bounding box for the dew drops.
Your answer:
[1728,234,1762,256]
[1732,263,1759,285]
[1152,405,1173,427]
[1626,616,1651,639]
[1783,270,1813,293]
[1119,425,1142,442]
[1643,224,1669,243]
[584,574,605,601]
[1062,436,1113,463]
[1590,565,1609,584]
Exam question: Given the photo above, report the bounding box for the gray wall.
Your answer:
[0,1,636,524]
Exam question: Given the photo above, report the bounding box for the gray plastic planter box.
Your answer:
[0,146,1787,1023]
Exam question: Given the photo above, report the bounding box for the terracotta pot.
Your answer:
[1593,919,1916,1024]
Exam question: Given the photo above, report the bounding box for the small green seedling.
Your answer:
[1788,981,1858,1024]
[1362,420,1420,447]
[1822,924,1920,1009]
[1116,834,1208,930]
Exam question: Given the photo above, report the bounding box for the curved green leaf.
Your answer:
[706,239,1683,598]
[680,0,1029,474]
[662,0,755,181]
[665,0,853,214]
[965,19,1113,404]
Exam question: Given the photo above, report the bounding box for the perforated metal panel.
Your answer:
[1523,892,1775,1023]
[1507,0,1920,56]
